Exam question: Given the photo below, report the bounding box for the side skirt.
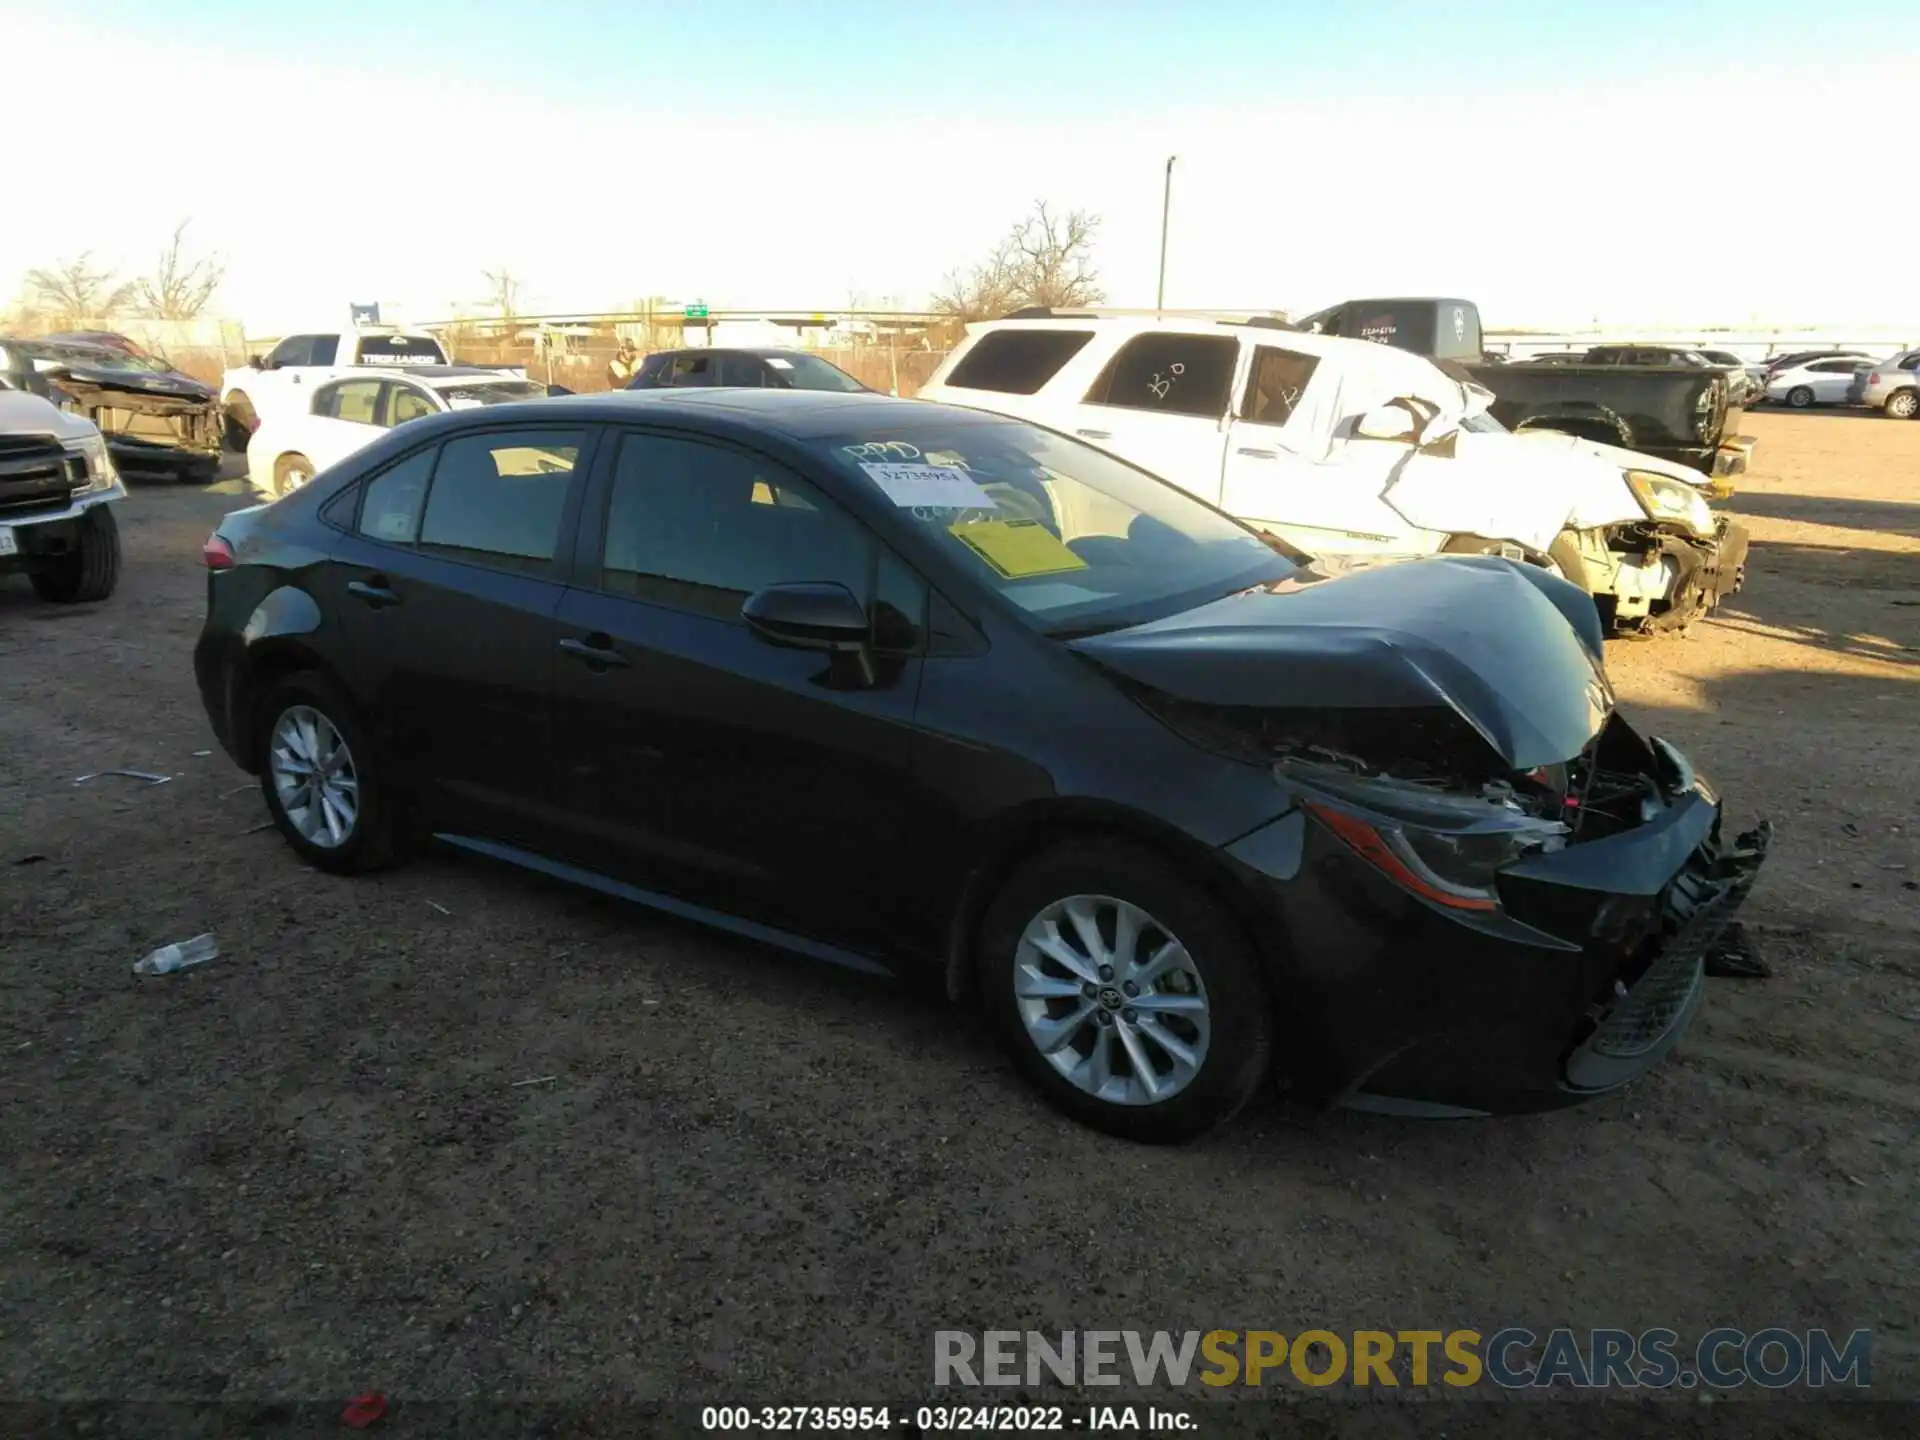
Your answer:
[431,832,898,980]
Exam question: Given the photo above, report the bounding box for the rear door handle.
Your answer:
[559,635,630,669]
[346,579,399,608]
[1236,447,1277,460]
[1076,428,1112,440]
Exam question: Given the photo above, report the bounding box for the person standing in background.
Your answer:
[607,340,639,389]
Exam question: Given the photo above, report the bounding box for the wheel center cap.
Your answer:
[1098,986,1125,1011]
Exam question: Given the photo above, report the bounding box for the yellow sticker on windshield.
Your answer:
[951,519,1088,579]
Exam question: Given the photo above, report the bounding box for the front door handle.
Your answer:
[1235,447,1277,460]
[346,578,399,608]
[559,635,630,669]
[1076,428,1112,440]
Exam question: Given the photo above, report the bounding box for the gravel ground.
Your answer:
[2,413,1916,1438]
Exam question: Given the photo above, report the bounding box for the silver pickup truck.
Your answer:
[0,389,126,603]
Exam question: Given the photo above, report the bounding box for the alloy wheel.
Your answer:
[269,705,360,848]
[1013,894,1211,1106]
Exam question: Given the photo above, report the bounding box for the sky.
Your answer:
[5,1,1916,335]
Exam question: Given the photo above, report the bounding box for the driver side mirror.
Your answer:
[1354,403,1419,441]
[742,582,876,688]
[742,582,869,649]
[248,354,268,369]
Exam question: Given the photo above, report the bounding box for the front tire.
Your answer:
[256,673,400,876]
[978,840,1273,1143]
[272,452,314,498]
[1886,390,1919,420]
[1786,386,1814,408]
[222,394,257,452]
[29,505,121,604]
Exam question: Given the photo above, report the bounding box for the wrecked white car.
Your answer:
[919,317,1748,633]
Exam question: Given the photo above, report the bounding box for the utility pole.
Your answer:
[1156,155,1176,317]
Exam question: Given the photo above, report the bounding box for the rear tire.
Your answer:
[29,505,121,604]
[272,453,315,498]
[1786,386,1814,408]
[977,840,1273,1143]
[255,672,402,876]
[1886,390,1919,421]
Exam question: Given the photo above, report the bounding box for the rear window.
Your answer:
[354,335,447,366]
[944,330,1093,394]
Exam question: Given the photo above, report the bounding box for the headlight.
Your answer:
[64,433,117,493]
[1279,762,1569,913]
[1625,470,1714,538]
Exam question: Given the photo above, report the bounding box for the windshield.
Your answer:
[770,354,867,392]
[435,380,547,406]
[812,413,1295,636]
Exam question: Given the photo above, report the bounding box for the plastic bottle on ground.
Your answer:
[133,934,221,975]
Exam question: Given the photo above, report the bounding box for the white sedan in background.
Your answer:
[247,366,553,496]
[1762,356,1869,409]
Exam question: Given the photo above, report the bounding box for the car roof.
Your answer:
[653,346,826,361]
[423,387,989,440]
[320,364,518,384]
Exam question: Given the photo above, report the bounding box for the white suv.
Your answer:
[919,316,1750,634]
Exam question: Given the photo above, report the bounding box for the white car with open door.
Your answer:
[919,316,1750,634]
[247,366,551,496]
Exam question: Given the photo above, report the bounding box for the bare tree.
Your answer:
[481,268,522,319]
[934,201,1103,323]
[24,253,137,326]
[137,220,226,320]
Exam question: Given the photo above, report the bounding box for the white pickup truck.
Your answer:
[918,316,1749,634]
[0,390,126,603]
[220,326,459,449]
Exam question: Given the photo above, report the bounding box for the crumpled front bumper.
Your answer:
[1221,730,1771,1116]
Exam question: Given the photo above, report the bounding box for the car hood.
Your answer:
[1507,428,1713,492]
[1386,428,1644,544]
[1070,555,1614,770]
[0,389,98,443]
[50,361,216,402]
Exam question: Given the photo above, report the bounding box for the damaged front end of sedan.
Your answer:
[1078,553,1771,1116]
[0,337,222,483]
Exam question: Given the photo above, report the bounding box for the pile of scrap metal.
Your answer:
[0,332,221,482]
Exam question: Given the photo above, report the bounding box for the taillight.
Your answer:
[202,533,236,570]
[1869,373,1882,384]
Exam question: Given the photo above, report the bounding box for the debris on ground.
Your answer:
[132,934,221,976]
[340,1393,388,1429]
[192,750,213,758]
[242,820,276,835]
[12,854,49,866]
[1704,921,1771,979]
[427,901,451,915]
[510,1075,559,1088]
[73,770,171,787]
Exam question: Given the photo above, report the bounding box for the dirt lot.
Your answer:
[1,412,1916,1436]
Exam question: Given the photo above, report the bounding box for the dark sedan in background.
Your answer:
[627,346,870,393]
[192,390,1768,1141]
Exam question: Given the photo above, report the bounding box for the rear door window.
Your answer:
[416,429,585,575]
[662,354,716,387]
[943,329,1094,394]
[319,379,383,423]
[1082,333,1239,418]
